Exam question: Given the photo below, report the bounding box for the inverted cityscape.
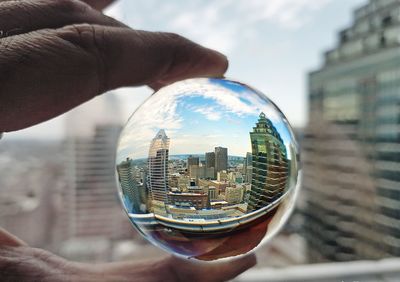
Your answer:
[115,78,299,260]
[118,112,293,218]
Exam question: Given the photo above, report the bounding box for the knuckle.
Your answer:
[53,0,89,15]
[57,23,107,92]
[58,23,97,46]
[71,23,96,36]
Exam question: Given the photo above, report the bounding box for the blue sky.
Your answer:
[116,78,296,162]
[6,0,366,140]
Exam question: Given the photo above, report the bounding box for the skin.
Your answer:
[0,0,257,281]
[0,0,229,131]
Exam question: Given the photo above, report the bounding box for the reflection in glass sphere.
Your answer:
[116,78,300,261]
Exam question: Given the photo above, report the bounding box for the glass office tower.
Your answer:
[248,113,289,211]
[303,0,400,262]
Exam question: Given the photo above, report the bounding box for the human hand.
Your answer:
[0,0,228,132]
[0,1,255,281]
[0,228,256,282]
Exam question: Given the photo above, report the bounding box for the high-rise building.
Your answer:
[244,152,253,183]
[215,146,228,173]
[147,129,170,203]
[189,165,214,179]
[60,124,128,241]
[248,113,289,212]
[53,93,139,262]
[303,0,400,262]
[187,155,200,169]
[205,152,215,168]
[116,158,145,214]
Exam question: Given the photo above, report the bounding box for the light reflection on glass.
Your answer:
[116,78,300,261]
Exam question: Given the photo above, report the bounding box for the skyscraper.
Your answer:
[116,158,144,214]
[244,152,253,183]
[215,147,228,174]
[54,93,136,261]
[248,113,289,212]
[205,152,215,168]
[147,129,170,203]
[61,124,129,241]
[205,152,216,180]
[303,0,400,262]
[187,155,200,169]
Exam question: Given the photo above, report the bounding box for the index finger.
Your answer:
[0,24,228,132]
[80,0,116,11]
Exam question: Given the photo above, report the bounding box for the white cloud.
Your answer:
[116,78,286,161]
[118,0,333,53]
[238,0,333,29]
[194,107,222,121]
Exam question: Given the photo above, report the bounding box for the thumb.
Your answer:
[0,228,27,247]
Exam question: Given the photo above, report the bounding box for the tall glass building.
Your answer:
[215,146,228,173]
[248,113,288,211]
[303,0,400,262]
[116,158,144,214]
[147,129,170,203]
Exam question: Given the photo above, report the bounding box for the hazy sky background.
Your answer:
[5,0,366,141]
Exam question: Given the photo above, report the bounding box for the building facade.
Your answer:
[189,165,214,180]
[205,152,216,169]
[244,152,253,183]
[225,186,244,204]
[168,192,208,210]
[147,129,170,203]
[248,113,289,212]
[187,155,200,169]
[303,0,400,262]
[116,158,146,214]
[215,146,228,174]
[61,124,127,240]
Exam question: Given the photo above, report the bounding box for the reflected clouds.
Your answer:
[115,78,300,260]
[117,78,291,161]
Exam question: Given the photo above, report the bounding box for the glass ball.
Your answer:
[116,78,300,261]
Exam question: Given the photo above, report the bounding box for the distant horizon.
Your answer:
[119,153,248,164]
[116,78,297,163]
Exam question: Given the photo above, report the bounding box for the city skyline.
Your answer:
[116,107,298,260]
[116,78,297,163]
[117,111,295,222]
